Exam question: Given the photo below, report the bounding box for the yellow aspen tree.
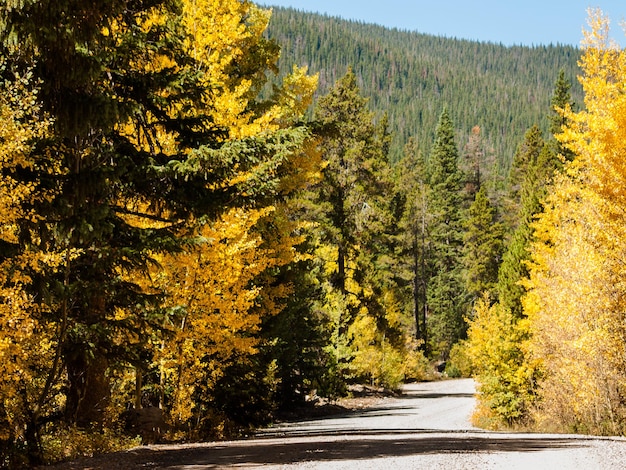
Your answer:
[129,0,320,432]
[347,288,418,389]
[181,0,318,139]
[0,70,62,457]
[524,169,622,433]
[466,295,537,429]
[155,208,275,424]
[524,9,626,435]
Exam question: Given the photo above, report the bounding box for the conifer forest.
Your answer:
[1,1,626,467]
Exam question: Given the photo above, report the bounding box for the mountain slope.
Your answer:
[265,7,582,169]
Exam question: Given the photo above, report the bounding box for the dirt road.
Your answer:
[51,379,626,469]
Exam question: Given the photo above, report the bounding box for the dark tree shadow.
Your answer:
[43,382,597,469]
[48,433,590,469]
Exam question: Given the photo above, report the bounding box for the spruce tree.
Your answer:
[313,68,392,325]
[312,68,398,383]
[0,0,203,433]
[550,70,574,136]
[549,69,576,163]
[0,1,312,456]
[462,186,504,304]
[498,128,558,317]
[394,137,430,344]
[426,108,466,357]
[505,124,545,225]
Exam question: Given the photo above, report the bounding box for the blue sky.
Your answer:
[260,1,626,47]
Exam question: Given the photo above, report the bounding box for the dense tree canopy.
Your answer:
[310,69,422,389]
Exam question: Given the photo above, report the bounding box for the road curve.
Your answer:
[47,379,626,469]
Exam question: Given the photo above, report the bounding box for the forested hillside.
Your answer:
[265,7,582,168]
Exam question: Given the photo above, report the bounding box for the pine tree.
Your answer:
[463,186,504,303]
[0,1,315,459]
[498,126,560,317]
[505,125,545,226]
[426,108,466,357]
[548,69,577,164]
[0,0,205,438]
[312,68,402,385]
[313,68,392,327]
[394,137,430,344]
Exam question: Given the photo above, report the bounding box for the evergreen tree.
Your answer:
[0,1,313,459]
[426,108,466,357]
[550,70,572,128]
[498,128,558,317]
[498,127,541,317]
[505,125,545,226]
[0,0,207,438]
[549,69,576,163]
[462,186,504,304]
[312,68,405,385]
[394,137,430,345]
[261,255,335,406]
[313,68,391,327]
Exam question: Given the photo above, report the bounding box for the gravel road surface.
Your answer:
[48,378,626,469]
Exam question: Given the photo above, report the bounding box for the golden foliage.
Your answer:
[150,2,319,427]
[156,208,273,423]
[0,71,60,442]
[155,201,311,424]
[1,0,320,459]
[0,71,51,238]
[116,0,318,159]
[524,9,626,435]
[182,0,318,138]
[465,295,537,429]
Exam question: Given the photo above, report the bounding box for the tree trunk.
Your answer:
[412,233,421,341]
[66,354,111,427]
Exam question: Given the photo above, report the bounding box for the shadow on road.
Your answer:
[60,434,586,469]
[273,384,476,425]
[48,380,602,469]
[402,392,476,399]
[268,402,449,428]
